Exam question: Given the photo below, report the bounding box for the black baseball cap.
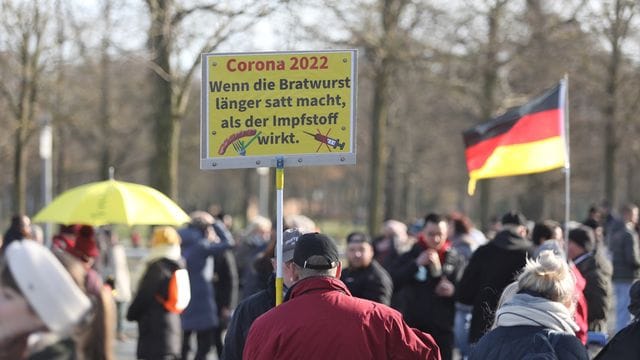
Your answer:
[293,232,339,270]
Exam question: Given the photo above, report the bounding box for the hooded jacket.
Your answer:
[243,276,441,360]
[455,228,534,343]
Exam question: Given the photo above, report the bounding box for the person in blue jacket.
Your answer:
[178,211,231,360]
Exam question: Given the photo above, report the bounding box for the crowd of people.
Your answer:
[1,202,640,359]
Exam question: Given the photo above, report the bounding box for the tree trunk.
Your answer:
[477,4,501,231]
[399,166,413,221]
[12,128,28,214]
[55,126,68,194]
[368,59,390,236]
[13,19,40,214]
[147,0,177,199]
[99,0,112,180]
[604,28,620,206]
[384,146,397,221]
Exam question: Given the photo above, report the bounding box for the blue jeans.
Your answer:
[614,281,633,332]
[454,303,472,358]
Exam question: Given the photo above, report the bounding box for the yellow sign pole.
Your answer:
[275,156,285,305]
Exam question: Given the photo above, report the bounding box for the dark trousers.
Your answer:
[431,329,454,360]
[182,328,216,360]
[213,326,224,358]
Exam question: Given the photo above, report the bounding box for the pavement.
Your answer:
[113,319,221,360]
[113,320,137,359]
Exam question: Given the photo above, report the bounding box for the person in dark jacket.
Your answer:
[341,231,393,305]
[389,213,465,360]
[222,228,303,360]
[568,226,613,333]
[235,216,272,299]
[243,232,442,360]
[595,279,640,359]
[456,210,534,344]
[212,221,238,358]
[609,203,640,331]
[178,211,231,360]
[470,250,588,360]
[127,226,190,360]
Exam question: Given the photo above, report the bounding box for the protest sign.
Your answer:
[201,50,357,169]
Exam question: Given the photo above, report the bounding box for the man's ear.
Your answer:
[334,261,342,279]
[287,262,300,282]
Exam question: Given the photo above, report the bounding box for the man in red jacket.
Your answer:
[243,232,441,360]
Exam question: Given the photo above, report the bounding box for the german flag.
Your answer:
[463,82,567,195]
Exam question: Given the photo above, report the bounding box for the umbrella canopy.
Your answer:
[33,179,191,226]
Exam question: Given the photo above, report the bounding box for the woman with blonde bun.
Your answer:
[470,250,588,359]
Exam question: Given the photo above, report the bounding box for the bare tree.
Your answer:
[436,0,588,226]
[0,1,50,214]
[597,0,637,205]
[144,0,275,200]
[99,0,114,180]
[289,0,436,234]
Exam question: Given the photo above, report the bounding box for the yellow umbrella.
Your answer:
[33,179,191,226]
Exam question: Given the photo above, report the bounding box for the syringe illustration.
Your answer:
[303,129,345,152]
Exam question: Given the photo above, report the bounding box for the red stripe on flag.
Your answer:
[465,109,562,172]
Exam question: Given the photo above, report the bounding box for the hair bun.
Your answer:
[518,249,574,305]
[535,250,564,278]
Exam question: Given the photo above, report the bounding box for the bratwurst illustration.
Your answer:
[218,129,258,155]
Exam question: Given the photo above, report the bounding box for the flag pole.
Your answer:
[562,74,571,258]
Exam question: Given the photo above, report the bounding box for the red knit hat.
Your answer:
[69,225,99,260]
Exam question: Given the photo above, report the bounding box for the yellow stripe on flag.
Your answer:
[467,136,566,195]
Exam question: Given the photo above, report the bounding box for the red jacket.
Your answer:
[571,262,588,344]
[243,276,441,360]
